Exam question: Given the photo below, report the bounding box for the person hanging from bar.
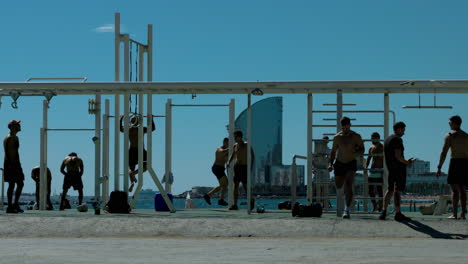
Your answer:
[120,115,155,192]
[203,137,229,207]
[365,132,384,212]
[3,120,25,214]
[436,115,468,220]
[328,117,365,219]
[227,130,255,210]
[31,166,53,210]
[59,152,84,210]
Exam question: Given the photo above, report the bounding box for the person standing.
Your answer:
[227,130,254,210]
[380,122,414,221]
[436,115,467,219]
[365,132,384,212]
[328,117,365,219]
[3,120,25,213]
[59,152,84,210]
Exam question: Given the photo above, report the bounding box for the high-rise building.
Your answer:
[407,159,430,175]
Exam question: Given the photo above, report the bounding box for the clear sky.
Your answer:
[1,0,468,195]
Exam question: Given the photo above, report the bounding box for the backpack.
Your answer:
[292,202,322,217]
[106,191,131,214]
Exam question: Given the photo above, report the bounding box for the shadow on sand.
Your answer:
[402,220,468,239]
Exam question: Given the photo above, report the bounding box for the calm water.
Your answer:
[136,197,431,212]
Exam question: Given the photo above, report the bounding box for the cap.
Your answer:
[8,120,21,128]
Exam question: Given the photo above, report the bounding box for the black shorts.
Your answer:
[129,148,148,171]
[3,160,24,183]
[333,160,357,177]
[368,170,383,185]
[234,164,247,186]
[63,172,83,191]
[448,158,468,185]
[388,168,406,192]
[211,165,226,180]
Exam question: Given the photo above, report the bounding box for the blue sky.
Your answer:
[1,0,468,195]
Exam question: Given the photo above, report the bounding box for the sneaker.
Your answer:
[379,210,387,220]
[14,204,24,213]
[218,199,228,206]
[203,194,212,205]
[394,212,411,222]
[6,206,18,214]
[342,210,350,219]
[228,205,238,210]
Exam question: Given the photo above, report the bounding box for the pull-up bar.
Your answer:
[171,104,230,107]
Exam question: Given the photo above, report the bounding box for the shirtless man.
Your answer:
[120,115,155,192]
[380,122,414,221]
[328,117,364,219]
[436,115,468,219]
[31,166,53,210]
[227,130,255,210]
[59,152,84,210]
[203,138,229,206]
[3,120,25,214]
[365,132,384,212]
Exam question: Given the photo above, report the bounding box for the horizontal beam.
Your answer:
[47,128,98,131]
[312,125,384,127]
[1,80,468,95]
[171,104,229,107]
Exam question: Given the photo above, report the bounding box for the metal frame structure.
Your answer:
[164,99,236,207]
[2,12,467,215]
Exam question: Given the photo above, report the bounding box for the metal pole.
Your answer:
[291,157,297,205]
[306,94,313,205]
[0,169,3,211]
[94,92,102,211]
[103,99,110,205]
[123,34,130,194]
[39,100,48,210]
[336,89,344,217]
[130,48,146,208]
[228,99,235,207]
[247,93,252,214]
[147,24,153,81]
[114,12,121,191]
[165,99,172,193]
[383,93,390,193]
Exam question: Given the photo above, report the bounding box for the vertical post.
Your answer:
[123,34,130,194]
[39,100,48,210]
[228,99,235,207]
[383,93,390,193]
[102,99,110,205]
[114,13,121,191]
[130,48,146,208]
[306,93,313,205]
[165,99,172,193]
[291,157,297,205]
[336,89,344,217]
[147,24,153,81]
[94,93,102,211]
[0,169,3,211]
[247,93,252,214]
[147,94,175,212]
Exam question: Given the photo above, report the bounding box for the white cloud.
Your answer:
[94,24,114,33]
